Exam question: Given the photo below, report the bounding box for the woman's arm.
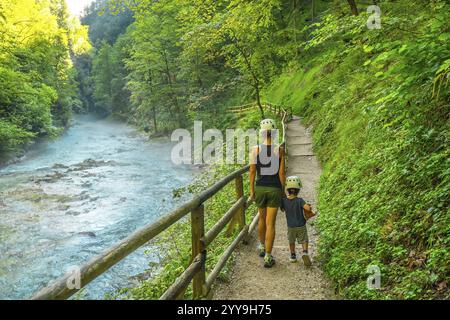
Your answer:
[249,146,257,200]
[279,146,286,190]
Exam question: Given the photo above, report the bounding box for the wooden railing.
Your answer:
[228,101,293,150]
[31,101,293,300]
[227,101,293,119]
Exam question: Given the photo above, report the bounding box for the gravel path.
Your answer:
[213,116,335,300]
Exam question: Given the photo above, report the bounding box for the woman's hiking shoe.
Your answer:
[258,243,265,257]
[290,253,297,262]
[302,252,312,267]
[264,254,276,268]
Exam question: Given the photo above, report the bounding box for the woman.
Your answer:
[249,119,286,268]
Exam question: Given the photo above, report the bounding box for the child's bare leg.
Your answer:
[302,242,309,253]
[301,242,312,266]
[289,243,296,254]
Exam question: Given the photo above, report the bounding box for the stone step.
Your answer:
[286,140,312,146]
[288,142,312,145]
[286,131,309,136]
[285,171,316,175]
[289,153,315,157]
[290,144,313,156]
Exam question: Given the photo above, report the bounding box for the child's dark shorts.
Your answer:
[287,225,308,244]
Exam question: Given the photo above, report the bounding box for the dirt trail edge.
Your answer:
[213,116,335,300]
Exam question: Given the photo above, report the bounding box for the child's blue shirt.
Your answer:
[281,197,307,228]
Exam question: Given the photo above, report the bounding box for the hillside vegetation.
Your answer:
[265,1,449,299]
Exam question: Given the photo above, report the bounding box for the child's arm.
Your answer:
[303,203,316,220]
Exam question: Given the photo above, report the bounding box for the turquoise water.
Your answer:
[0,115,197,299]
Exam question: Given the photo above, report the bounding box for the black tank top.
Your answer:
[256,144,282,189]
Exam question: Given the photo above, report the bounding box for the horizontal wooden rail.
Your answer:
[204,197,246,246]
[206,225,249,291]
[226,102,256,111]
[228,107,256,113]
[226,101,293,147]
[249,212,260,235]
[31,201,199,300]
[159,253,205,300]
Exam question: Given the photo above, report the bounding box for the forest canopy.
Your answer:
[0,0,90,155]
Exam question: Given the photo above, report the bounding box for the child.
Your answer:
[280,176,314,266]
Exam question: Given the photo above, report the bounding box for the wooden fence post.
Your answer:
[191,204,206,299]
[226,175,246,236]
[235,175,245,230]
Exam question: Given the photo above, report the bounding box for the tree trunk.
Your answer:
[195,49,203,88]
[255,82,265,119]
[347,0,359,16]
[292,0,298,52]
[162,48,183,126]
[147,70,159,134]
[229,35,265,119]
[152,105,158,133]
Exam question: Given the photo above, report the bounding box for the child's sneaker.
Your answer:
[302,251,312,267]
[289,253,297,262]
[257,243,265,258]
[264,254,276,268]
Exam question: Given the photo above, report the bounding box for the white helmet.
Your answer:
[286,176,302,190]
[260,118,277,131]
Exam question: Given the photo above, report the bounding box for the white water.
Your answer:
[0,115,197,299]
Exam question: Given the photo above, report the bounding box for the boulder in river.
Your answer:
[33,172,65,183]
[78,231,96,238]
[68,159,118,172]
[52,163,68,169]
[66,210,81,216]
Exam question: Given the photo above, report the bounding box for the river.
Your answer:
[0,115,198,299]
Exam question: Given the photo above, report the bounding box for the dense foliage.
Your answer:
[0,0,89,156]
[80,0,308,133]
[74,0,133,114]
[265,0,449,299]
[1,0,447,300]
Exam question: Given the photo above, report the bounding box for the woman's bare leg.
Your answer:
[265,207,278,255]
[258,208,267,245]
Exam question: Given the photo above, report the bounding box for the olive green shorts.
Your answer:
[287,225,309,244]
[255,185,282,208]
